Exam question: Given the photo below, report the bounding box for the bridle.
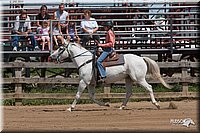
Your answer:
[56,44,93,70]
[55,46,67,63]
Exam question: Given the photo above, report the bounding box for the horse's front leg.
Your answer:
[67,79,87,112]
[88,85,110,107]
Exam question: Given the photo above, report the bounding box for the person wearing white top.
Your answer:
[80,10,100,46]
[14,9,30,33]
[53,3,69,34]
[12,10,40,51]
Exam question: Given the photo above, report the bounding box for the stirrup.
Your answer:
[98,77,106,84]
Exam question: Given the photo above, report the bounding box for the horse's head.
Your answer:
[50,45,70,63]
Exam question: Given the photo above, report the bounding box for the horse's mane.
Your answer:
[70,42,92,54]
[70,42,85,50]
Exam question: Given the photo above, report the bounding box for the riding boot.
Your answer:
[98,76,106,84]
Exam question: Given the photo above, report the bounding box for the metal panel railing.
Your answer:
[1,2,199,53]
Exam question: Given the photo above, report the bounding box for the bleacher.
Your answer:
[1,1,199,62]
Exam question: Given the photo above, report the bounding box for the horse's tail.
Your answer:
[143,57,172,89]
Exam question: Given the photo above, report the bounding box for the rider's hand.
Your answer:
[95,40,99,45]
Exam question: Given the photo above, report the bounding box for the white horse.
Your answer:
[50,43,172,112]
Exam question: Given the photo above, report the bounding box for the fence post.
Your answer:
[50,19,53,54]
[14,67,22,106]
[103,84,111,102]
[181,62,189,96]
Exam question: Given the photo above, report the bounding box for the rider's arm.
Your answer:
[98,30,115,48]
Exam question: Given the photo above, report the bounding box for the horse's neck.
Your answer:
[70,44,92,67]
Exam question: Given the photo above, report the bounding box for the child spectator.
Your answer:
[38,21,50,51]
[52,20,65,46]
[67,21,80,44]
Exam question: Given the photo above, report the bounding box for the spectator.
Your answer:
[15,9,30,21]
[66,21,80,44]
[154,15,168,36]
[35,5,51,47]
[38,21,50,51]
[36,5,51,28]
[80,9,100,46]
[52,19,65,46]
[12,11,40,51]
[53,3,69,35]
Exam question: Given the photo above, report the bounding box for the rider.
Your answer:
[96,21,115,83]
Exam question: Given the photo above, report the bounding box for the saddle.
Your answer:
[93,49,125,84]
[96,50,125,68]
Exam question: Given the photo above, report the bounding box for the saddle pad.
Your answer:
[102,54,124,67]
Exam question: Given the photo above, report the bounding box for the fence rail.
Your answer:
[1,1,199,53]
[2,61,199,104]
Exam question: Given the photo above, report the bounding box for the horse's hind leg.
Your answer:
[88,85,109,107]
[138,79,160,109]
[120,77,133,110]
[67,79,87,112]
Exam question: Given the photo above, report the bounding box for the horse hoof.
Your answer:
[67,107,73,112]
[153,103,160,109]
[119,105,126,110]
[156,104,160,109]
[104,102,110,107]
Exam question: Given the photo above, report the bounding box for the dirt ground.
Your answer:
[3,100,199,132]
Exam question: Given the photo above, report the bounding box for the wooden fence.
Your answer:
[1,61,199,105]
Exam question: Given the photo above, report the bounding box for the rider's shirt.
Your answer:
[98,29,115,48]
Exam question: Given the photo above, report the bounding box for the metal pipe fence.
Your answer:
[1,2,199,52]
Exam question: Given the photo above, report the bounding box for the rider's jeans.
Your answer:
[97,47,113,78]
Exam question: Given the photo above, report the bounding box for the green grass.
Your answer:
[2,83,199,106]
[188,84,200,92]
[2,99,95,106]
[110,84,183,93]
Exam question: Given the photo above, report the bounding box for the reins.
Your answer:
[57,43,94,70]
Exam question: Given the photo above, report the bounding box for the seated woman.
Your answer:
[36,5,51,28]
[80,10,100,46]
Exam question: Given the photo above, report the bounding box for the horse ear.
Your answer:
[63,39,69,47]
[71,43,76,46]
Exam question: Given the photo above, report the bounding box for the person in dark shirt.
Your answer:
[36,5,51,27]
